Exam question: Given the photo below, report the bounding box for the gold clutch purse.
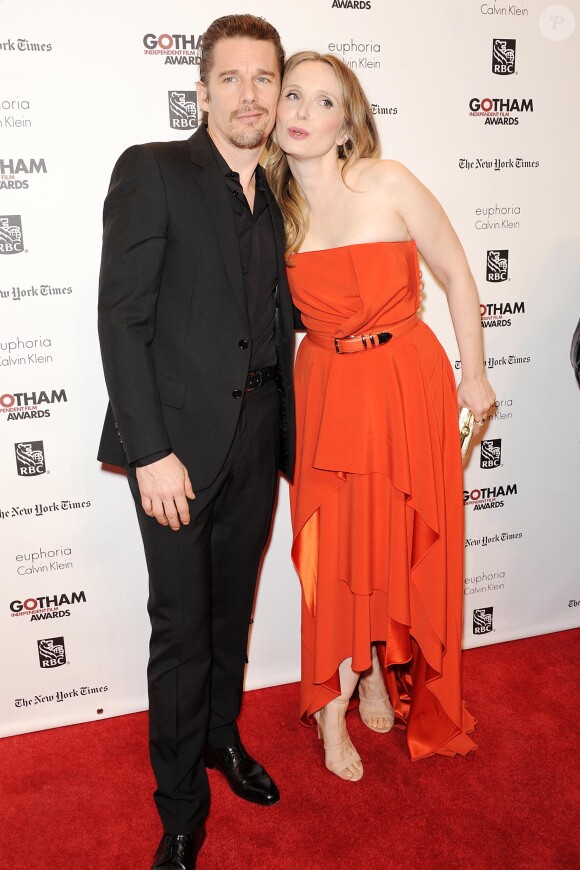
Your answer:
[459,406,475,462]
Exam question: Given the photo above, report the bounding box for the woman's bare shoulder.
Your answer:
[349,158,419,191]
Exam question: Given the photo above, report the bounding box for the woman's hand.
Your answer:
[457,374,496,426]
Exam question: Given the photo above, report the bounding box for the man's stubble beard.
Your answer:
[205,92,273,150]
[227,124,270,150]
[226,107,272,150]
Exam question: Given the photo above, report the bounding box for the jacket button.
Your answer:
[232,389,243,399]
[239,339,248,349]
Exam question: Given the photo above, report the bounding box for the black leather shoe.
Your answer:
[204,742,280,806]
[151,828,206,870]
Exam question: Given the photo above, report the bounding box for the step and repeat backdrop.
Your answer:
[1,1,579,737]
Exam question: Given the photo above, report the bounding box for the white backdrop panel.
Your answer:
[1,0,578,737]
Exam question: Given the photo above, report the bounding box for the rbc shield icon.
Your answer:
[15,440,46,476]
[37,637,66,668]
[480,439,502,469]
[168,91,198,130]
[492,39,516,75]
[0,215,24,255]
[486,250,509,283]
[473,608,494,634]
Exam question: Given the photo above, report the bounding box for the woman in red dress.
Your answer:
[267,52,495,781]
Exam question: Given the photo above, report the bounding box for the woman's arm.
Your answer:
[383,161,496,421]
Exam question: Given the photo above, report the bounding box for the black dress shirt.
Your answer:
[210,138,278,371]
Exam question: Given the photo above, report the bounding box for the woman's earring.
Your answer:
[337,143,345,159]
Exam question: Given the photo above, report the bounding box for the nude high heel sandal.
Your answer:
[314,699,363,782]
[358,645,395,733]
[358,695,395,734]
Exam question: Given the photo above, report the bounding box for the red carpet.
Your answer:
[1,629,578,869]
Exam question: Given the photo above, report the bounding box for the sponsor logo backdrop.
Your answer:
[0,0,578,737]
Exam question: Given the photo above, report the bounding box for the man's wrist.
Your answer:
[133,449,173,468]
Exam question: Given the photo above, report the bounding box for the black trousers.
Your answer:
[128,381,280,833]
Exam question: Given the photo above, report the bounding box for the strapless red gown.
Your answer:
[287,241,476,760]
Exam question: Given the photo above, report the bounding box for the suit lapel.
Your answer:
[188,129,248,323]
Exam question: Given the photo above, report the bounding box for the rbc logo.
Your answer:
[168,91,198,130]
[14,441,46,476]
[481,439,502,469]
[486,250,509,282]
[37,637,66,668]
[492,39,516,75]
[473,608,494,634]
[0,215,24,255]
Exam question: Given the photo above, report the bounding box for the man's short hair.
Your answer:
[200,14,285,83]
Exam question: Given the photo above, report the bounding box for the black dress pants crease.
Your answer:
[128,381,280,833]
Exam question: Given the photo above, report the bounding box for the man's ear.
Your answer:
[197,80,209,112]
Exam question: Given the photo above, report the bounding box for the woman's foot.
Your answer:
[314,698,363,781]
[358,647,394,733]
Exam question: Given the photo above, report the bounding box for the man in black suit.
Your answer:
[97,15,295,869]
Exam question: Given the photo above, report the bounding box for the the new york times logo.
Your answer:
[371,103,397,116]
[0,38,52,53]
[15,441,45,476]
[473,607,493,634]
[492,39,516,75]
[0,215,23,255]
[168,91,198,130]
[481,439,502,469]
[487,249,509,282]
[37,636,66,668]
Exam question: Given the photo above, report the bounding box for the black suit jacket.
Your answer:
[97,126,296,489]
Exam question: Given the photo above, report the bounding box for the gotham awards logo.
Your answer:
[143,33,202,66]
[331,1,372,7]
[37,637,66,667]
[473,608,494,635]
[487,250,509,282]
[0,216,24,254]
[168,91,198,129]
[468,97,532,126]
[1,158,46,191]
[14,441,46,476]
[1,388,67,422]
[492,39,516,75]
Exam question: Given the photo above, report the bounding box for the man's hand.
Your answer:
[136,453,195,530]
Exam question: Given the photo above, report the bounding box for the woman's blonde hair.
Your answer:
[265,51,380,256]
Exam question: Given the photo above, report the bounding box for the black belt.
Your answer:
[245,366,276,393]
